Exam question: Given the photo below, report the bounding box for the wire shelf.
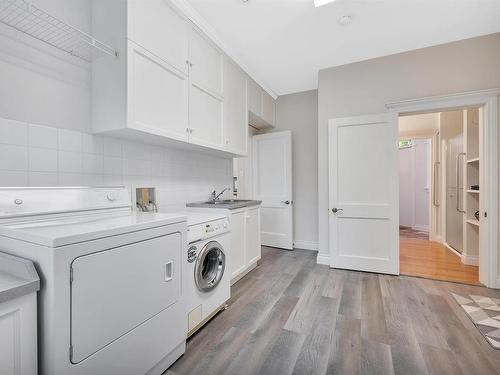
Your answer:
[0,0,117,62]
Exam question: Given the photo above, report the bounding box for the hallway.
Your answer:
[400,228,479,285]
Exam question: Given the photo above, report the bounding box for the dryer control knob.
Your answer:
[106,192,117,202]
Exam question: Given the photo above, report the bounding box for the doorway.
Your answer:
[398,109,481,285]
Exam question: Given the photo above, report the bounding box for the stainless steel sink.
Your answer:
[203,199,252,205]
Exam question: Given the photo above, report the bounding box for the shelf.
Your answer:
[0,0,118,62]
[467,157,480,163]
[467,190,480,194]
[466,219,480,227]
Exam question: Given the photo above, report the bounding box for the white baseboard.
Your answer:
[412,224,429,232]
[461,254,479,266]
[294,240,318,251]
[316,254,329,265]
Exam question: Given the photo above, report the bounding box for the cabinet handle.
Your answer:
[281,200,290,205]
[331,207,344,214]
[165,260,174,282]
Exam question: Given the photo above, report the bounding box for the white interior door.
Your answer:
[328,114,399,275]
[253,131,293,249]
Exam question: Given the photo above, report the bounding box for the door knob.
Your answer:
[331,208,344,214]
[281,200,290,205]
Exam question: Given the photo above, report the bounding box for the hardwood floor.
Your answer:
[168,246,500,375]
[400,228,479,285]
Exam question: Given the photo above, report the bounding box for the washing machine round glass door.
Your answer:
[194,241,226,292]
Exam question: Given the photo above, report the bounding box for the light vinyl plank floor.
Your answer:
[168,247,500,375]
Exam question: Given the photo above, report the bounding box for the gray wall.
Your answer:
[275,90,318,249]
[318,32,500,260]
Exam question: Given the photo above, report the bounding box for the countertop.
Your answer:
[0,252,40,303]
[186,200,262,210]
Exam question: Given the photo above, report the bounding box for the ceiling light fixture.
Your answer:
[338,15,352,26]
[314,0,337,7]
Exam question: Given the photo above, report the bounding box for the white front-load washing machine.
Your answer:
[185,212,230,336]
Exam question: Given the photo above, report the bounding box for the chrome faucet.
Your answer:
[210,188,231,202]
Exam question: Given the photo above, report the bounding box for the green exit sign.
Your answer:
[399,139,413,149]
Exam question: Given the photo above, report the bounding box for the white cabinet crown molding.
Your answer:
[169,0,278,100]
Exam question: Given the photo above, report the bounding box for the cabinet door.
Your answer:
[245,207,261,265]
[127,42,189,142]
[223,59,247,155]
[247,79,262,116]
[262,92,275,126]
[230,211,246,279]
[189,27,223,97]
[128,0,188,74]
[188,85,223,148]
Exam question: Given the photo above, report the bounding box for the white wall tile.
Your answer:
[83,173,103,186]
[58,151,82,173]
[0,170,28,186]
[29,147,58,172]
[123,159,151,177]
[58,173,83,186]
[103,156,122,175]
[83,154,103,174]
[82,134,103,154]
[0,118,28,146]
[0,144,28,170]
[58,129,82,152]
[102,137,122,157]
[28,124,58,149]
[122,141,151,160]
[29,171,58,186]
[1,123,232,206]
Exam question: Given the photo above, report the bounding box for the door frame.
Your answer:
[387,88,500,288]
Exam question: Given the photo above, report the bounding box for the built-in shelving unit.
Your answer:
[0,0,118,61]
[463,108,480,266]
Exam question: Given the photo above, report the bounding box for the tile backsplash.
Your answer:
[0,117,233,212]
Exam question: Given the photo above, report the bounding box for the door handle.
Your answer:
[281,200,290,205]
[331,208,344,214]
[433,161,440,207]
[456,153,466,213]
[165,260,174,282]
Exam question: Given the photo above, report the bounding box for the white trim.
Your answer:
[294,240,318,251]
[170,0,278,99]
[388,89,499,288]
[461,254,479,266]
[386,88,500,112]
[444,242,463,259]
[412,224,429,232]
[316,253,329,265]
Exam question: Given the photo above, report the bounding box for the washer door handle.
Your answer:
[165,260,174,282]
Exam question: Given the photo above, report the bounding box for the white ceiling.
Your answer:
[183,0,500,96]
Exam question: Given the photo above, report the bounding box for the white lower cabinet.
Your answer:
[227,206,261,284]
[0,294,37,375]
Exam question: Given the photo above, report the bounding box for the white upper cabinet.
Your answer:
[247,79,261,115]
[91,0,248,157]
[127,42,189,142]
[247,78,275,129]
[223,59,248,155]
[262,91,275,126]
[187,27,224,149]
[188,27,223,97]
[127,0,188,74]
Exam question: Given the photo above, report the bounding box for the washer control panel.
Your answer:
[187,218,230,244]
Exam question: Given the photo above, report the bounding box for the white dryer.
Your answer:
[0,187,187,375]
[185,212,231,336]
